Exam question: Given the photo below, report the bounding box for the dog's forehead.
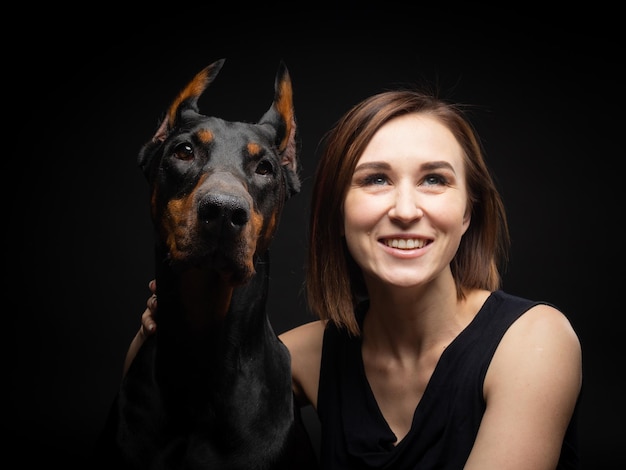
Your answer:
[190,115,274,146]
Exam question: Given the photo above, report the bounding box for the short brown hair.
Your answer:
[305,90,509,336]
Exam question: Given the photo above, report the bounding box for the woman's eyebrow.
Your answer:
[354,160,456,173]
[421,161,456,173]
[353,161,391,172]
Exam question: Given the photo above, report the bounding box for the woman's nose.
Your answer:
[388,186,423,222]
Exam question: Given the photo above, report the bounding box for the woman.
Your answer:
[131,90,582,469]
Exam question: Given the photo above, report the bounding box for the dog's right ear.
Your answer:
[138,59,226,174]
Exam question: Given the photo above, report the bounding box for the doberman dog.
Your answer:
[94,59,319,470]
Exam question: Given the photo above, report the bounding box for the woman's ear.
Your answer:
[462,206,471,234]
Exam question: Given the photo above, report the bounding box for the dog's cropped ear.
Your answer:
[138,59,226,174]
[259,61,300,197]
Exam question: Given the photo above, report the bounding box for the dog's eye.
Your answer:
[256,160,274,176]
[173,143,194,161]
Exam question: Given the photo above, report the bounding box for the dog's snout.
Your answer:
[199,193,250,229]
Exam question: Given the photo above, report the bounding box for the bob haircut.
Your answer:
[305,89,510,336]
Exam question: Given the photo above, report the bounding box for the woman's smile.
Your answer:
[381,238,430,250]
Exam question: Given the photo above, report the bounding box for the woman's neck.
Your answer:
[362,276,489,357]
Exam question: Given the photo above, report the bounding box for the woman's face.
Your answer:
[343,113,470,289]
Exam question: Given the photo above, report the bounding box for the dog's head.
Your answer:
[138,59,299,284]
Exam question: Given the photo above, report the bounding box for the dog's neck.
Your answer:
[153,245,274,345]
[150,246,287,404]
[161,266,237,332]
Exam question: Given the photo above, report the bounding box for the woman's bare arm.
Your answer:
[464,304,582,469]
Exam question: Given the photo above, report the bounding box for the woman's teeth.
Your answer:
[384,239,426,250]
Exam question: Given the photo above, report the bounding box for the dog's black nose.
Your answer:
[199,193,250,230]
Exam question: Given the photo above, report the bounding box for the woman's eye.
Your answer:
[362,173,388,185]
[423,174,447,186]
[256,160,274,176]
[173,143,194,161]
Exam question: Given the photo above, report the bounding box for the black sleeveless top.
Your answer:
[317,290,580,469]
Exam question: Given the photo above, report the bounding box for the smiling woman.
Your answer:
[128,87,583,469]
[297,89,581,469]
[343,113,470,291]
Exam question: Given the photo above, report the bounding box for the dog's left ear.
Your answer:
[259,61,300,198]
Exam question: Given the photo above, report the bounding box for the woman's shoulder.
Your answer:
[280,319,327,349]
[279,320,327,408]
[488,294,582,384]
[490,290,576,335]
[510,301,580,349]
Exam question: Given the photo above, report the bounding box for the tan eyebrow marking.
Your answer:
[197,129,214,143]
[247,142,262,157]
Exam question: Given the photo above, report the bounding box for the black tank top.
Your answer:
[317,290,580,469]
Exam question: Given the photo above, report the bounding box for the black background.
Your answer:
[8,8,622,468]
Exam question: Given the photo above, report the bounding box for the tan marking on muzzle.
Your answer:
[160,175,210,260]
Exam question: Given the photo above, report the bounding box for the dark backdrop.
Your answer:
[8,9,622,468]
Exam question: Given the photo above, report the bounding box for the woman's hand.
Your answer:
[123,280,158,376]
[142,279,158,335]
